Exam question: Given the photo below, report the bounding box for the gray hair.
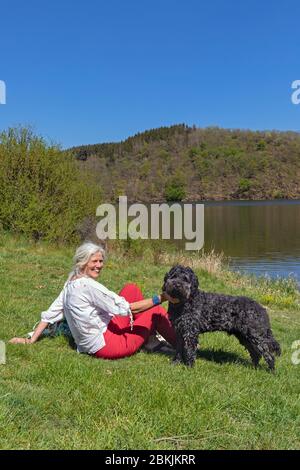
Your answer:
[68,241,106,280]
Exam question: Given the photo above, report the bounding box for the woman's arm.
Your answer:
[9,287,65,345]
[129,292,179,315]
[9,321,49,345]
[88,279,179,317]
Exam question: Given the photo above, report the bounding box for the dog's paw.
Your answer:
[171,357,183,365]
[184,361,195,368]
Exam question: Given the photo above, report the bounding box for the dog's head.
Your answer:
[162,265,199,303]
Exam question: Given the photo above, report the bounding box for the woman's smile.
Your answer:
[82,252,104,279]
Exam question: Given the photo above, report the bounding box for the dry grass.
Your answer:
[154,249,226,274]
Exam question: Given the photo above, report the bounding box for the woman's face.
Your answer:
[82,251,104,279]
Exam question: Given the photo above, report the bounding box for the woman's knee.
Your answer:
[118,283,144,302]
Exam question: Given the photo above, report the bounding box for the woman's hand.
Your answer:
[130,292,180,314]
[9,321,49,345]
[9,337,32,345]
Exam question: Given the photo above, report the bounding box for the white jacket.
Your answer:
[41,277,131,354]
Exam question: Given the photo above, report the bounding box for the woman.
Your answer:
[9,242,177,359]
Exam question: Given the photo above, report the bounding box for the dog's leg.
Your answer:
[234,332,261,368]
[182,333,198,367]
[172,334,184,365]
[247,333,276,371]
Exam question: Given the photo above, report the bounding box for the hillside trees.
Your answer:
[55,125,300,202]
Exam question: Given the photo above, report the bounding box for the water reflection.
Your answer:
[139,199,300,279]
[204,200,300,279]
[122,199,300,279]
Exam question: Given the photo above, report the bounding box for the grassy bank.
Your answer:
[0,232,299,449]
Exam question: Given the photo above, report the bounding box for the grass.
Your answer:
[0,232,300,450]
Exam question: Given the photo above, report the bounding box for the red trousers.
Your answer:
[94,283,176,360]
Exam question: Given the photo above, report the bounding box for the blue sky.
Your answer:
[0,0,300,148]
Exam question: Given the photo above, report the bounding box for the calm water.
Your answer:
[125,199,300,280]
[203,199,300,280]
[140,199,300,280]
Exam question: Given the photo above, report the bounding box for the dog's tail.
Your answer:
[268,331,281,356]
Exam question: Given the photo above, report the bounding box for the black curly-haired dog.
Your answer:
[162,265,281,371]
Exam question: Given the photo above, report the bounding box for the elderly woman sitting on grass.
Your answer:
[9,242,177,359]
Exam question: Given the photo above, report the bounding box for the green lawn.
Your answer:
[0,233,299,450]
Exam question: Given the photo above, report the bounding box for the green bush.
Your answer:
[272,189,284,199]
[238,178,252,193]
[256,140,267,151]
[164,177,186,201]
[0,127,102,243]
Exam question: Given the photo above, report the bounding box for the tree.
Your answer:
[0,127,102,243]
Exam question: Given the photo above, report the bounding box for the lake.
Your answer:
[120,198,300,280]
[203,199,300,280]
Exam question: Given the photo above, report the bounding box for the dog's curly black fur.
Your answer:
[162,265,281,371]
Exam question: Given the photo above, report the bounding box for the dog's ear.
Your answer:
[164,265,179,281]
[186,267,199,292]
[164,266,173,283]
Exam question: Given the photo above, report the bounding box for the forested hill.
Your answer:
[69,124,300,202]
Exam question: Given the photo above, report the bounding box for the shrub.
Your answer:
[256,140,267,151]
[272,189,284,199]
[0,127,102,243]
[164,176,186,201]
[238,178,252,193]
